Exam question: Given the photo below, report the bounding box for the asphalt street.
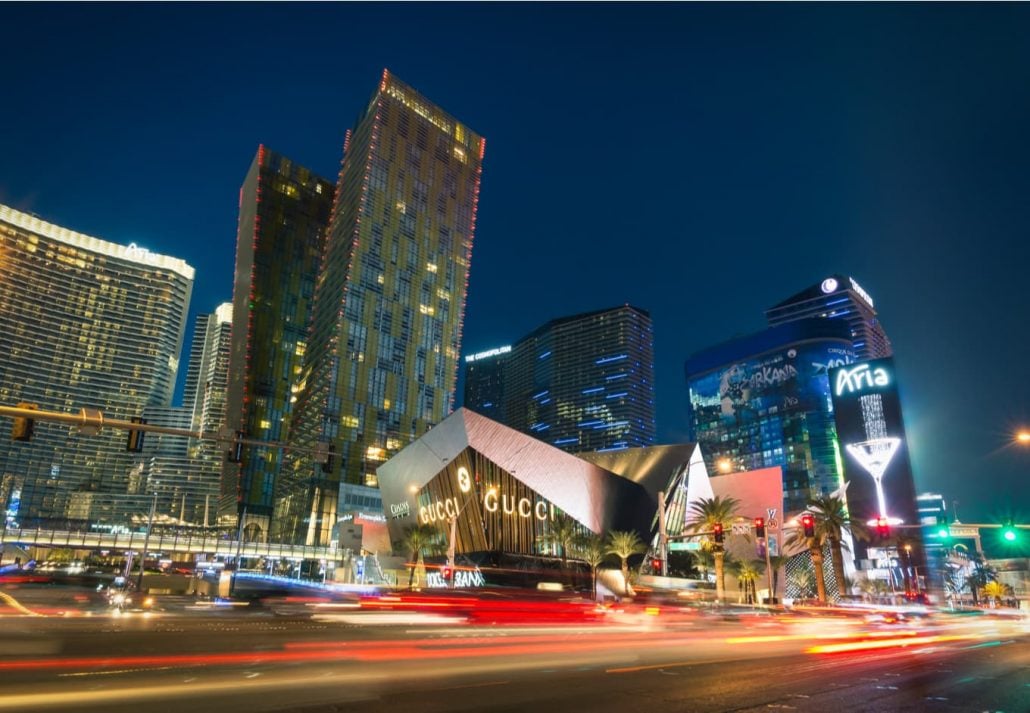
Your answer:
[1,586,1028,713]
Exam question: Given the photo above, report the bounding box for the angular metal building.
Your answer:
[377,408,707,559]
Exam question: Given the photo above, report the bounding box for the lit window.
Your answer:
[364,473,379,487]
[419,304,435,315]
[260,419,271,430]
[342,415,359,428]
[377,274,385,284]
[426,263,438,273]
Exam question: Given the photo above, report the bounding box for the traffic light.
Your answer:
[801,513,815,539]
[652,557,663,572]
[712,522,724,544]
[936,515,950,539]
[126,416,146,452]
[441,565,452,583]
[754,517,766,539]
[876,516,890,540]
[11,402,38,442]
[1003,520,1017,542]
[321,444,336,474]
[227,431,244,463]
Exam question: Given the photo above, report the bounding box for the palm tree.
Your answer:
[789,565,816,600]
[982,581,1006,608]
[606,530,646,591]
[735,559,765,605]
[803,494,868,599]
[768,555,788,602]
[686,495,742,603]
[542,518,580,567]
[399,523,441,589]
[572,532,607,599]
[965,555,997,607]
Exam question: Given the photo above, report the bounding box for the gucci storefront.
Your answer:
[378,409,710,583]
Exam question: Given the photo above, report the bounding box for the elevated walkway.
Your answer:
[1,527,341,563]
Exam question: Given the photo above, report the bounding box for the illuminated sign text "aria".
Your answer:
[835,363,890,397]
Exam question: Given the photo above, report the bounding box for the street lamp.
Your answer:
[717,458,733,474]
[1015,430,1030,444]
[445,485,494,588]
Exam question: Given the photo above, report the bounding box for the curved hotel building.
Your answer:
[0,204,193,526]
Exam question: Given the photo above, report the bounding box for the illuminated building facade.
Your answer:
[466,305,655,455]
[828,357,922,563]
[766,274,892,360]
[222,147,334,539]
[279,71,485,545]
[378,409,669,561]
[686,319,855,513]
[461,345,510,422]
[0,204,193,526]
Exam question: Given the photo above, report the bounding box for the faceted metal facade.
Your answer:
[378,409,656,555]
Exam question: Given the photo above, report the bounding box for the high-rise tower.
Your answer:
[0,204,193,526]
[765,275,891,359]
[278,71,485,545]
[464,305,656,454]
[221,147,334,540]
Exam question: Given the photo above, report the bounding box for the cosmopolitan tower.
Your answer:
[277,71,485,545]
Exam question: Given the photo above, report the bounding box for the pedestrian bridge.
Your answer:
[1,527,341,562]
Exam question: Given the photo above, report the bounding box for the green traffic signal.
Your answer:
[1003,521,1017,542]
[936,515,949,539]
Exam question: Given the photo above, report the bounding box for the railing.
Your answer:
[1,527,341,562]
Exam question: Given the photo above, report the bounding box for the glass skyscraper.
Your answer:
[766,274,892,360]
[461,345,510,423]
[464,305,656,454]
[278,70,485,545]
[685,319,854,513]
[0,203,193,526]
[222,147,334,539]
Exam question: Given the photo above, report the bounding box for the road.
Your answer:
[1,586,1028,712]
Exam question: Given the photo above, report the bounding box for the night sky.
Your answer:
[2,4,1028,528]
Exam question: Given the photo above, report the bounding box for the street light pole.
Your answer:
[136,493,156,592]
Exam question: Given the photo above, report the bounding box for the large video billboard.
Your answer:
[829,358,920,543]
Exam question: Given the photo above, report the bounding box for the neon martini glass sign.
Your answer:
[845,437,901,524]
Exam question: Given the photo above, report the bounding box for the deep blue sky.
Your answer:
[2,3,1028,528]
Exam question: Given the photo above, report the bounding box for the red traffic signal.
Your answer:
[876,516,890,540]
[801,513,815,538]
[652,557,663,572]
[441,565,452,582]
[712,522,724,544]
[754,517,766,539]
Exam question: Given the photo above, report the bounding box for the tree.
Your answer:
[398,523,442,590]
[796,494,868,601]
[572,532,607,599]
[606,530,646,592]
[735,559,765,605]
[686,495,742,603]
[768,555,788,601]
[965,555,997,607]
[789,564,816,600]
[982,581,1006,608]
[542,518,580,567]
